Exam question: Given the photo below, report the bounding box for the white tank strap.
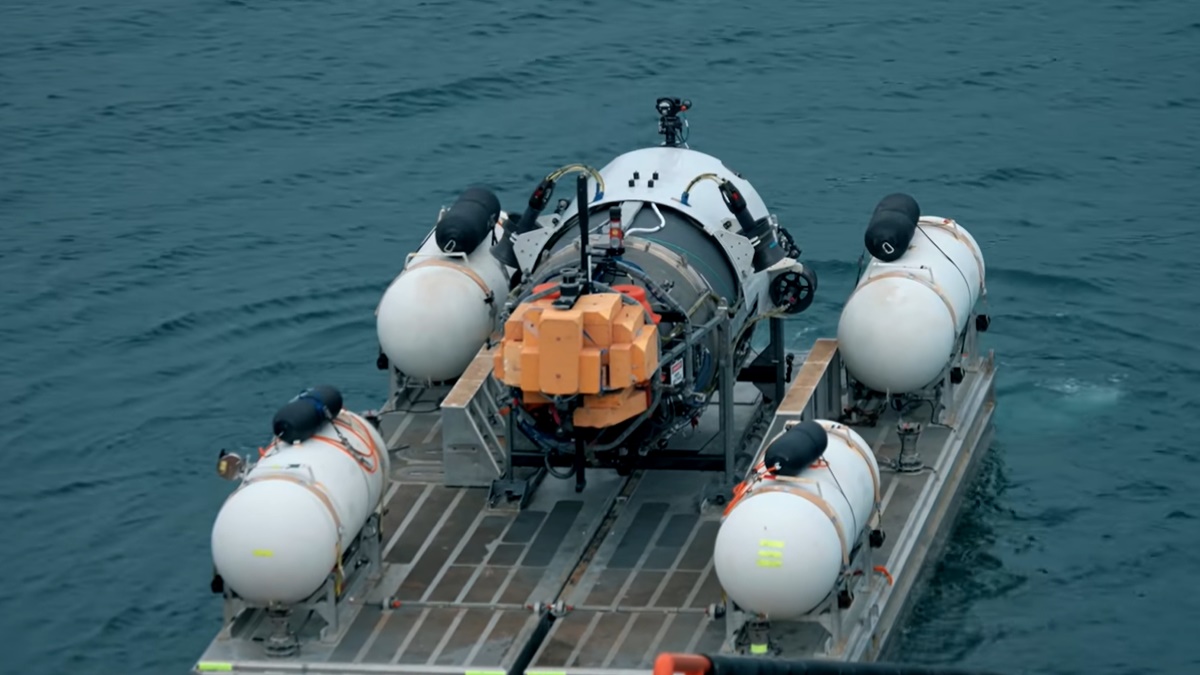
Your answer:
[243,474,343,542]
[405,258,493,298]
[405,258,496,319]
[753,481,849,566]
[857,269,958,333]
[820,421,882,528]
[819,422,880,503]
[918,217,986,289]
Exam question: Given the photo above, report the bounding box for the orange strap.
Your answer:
[723,461,775,516]
[874,565,894,585]
[332,414,381,473]
[258,413,379,474]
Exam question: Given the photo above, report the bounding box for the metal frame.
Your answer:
[720,523,884,659]
[217,512,385,651]
[840,302,991,432]
[759,346,847,441]
[464,307,794,510]
[195,328,998,675]
[442,356,509,487]
[713,315,996,663]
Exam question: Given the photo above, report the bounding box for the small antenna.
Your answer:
[577,174,591,294]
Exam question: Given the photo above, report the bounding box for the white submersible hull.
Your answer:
[195,98,996,674]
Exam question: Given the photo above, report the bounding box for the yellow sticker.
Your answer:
[759,539,784,548]
[195,663,233,672]
[757,550,782,559]
[750,643,769,654]
[252,549,273,558]
[756,559,782,568]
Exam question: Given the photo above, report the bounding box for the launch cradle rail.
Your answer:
[195,326,997,674]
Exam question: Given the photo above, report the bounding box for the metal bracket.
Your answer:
[487,467,547,510]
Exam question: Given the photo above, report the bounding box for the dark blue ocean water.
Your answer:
[3,1,1199,673]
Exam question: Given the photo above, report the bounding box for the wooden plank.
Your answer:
[776,338,838,414]
[442,346,497,408]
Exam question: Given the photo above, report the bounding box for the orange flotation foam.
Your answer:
[494,290,660,428]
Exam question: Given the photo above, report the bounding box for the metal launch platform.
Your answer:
[194,326,997,674]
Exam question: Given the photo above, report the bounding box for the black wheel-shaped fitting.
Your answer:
[769,265,818,314]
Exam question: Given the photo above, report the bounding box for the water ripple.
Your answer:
[3,0,1200,674]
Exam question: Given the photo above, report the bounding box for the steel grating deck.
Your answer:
[194,339,996,673]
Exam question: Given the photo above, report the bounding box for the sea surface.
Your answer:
[2,0,1199,673]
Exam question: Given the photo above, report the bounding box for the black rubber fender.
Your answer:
[271,384,344,444]
[864,193,920,263]
[435,186,502,254]
[763,420,828,476]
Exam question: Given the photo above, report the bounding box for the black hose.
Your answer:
[506,610,557,675]
[704,655,1003,675]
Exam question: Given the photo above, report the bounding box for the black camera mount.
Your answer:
[656,97,691,147]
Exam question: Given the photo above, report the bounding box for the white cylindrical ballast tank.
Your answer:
[376,187,511,382]
[837,193,986,394]
[211,389,390,605]
[713,420,880,619]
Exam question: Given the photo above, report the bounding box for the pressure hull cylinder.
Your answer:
[838,216,985,394]
[713,421,880,619]
[210,410,390,605]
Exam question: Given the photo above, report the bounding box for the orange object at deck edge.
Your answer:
[653,652,712,675]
